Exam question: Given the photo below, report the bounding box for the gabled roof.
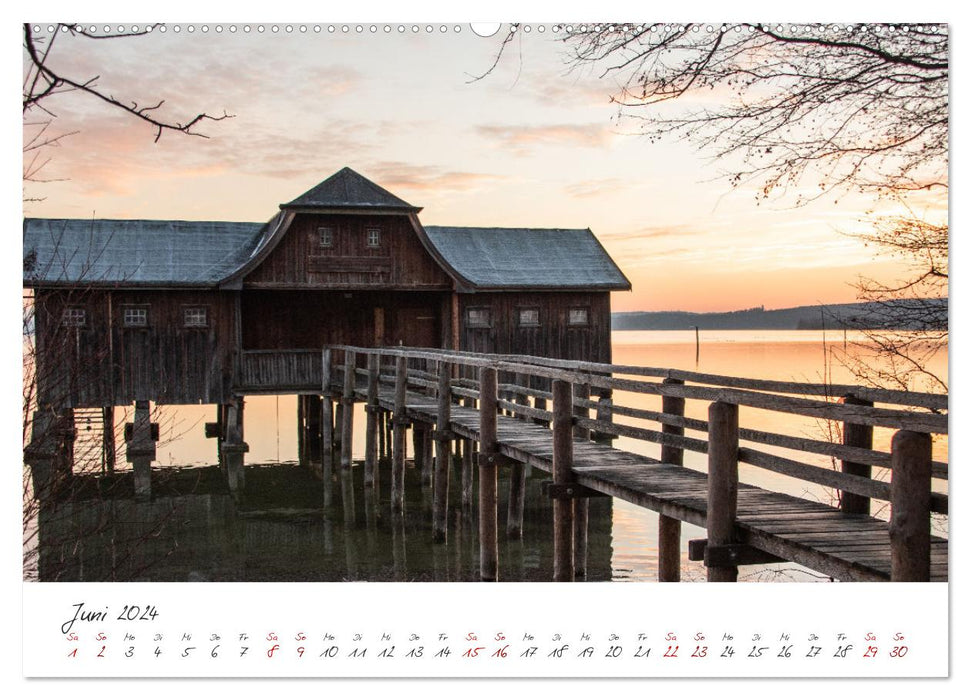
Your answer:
[280,167,421,212]
[422,226,631,291]
[23,218,267,286]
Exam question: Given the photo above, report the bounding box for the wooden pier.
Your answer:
[234,345,948,583]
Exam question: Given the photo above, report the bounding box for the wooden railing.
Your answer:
[238,349,326,391]
[326,344,947,582]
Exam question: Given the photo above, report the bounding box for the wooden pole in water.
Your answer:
[321,349,334,507]
[433,360,452,543]
[572,382,590,577]
[391,356,408,510]
[478,366,499,581]
[341,350,355,469]
[297,394,306,467]
[706,400,739,582]
[840,394,874,515]
[506,375,528,540]
[102,405,115,473]
[552,379,575,582]
[658,377,685,582]
[461,398,474,508]
[364,353,379,489]
[890,430,932,582]
[694,326,700,366]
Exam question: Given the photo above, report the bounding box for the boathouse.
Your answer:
[24,167,629,409]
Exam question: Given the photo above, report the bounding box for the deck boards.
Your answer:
[362,383,948,582]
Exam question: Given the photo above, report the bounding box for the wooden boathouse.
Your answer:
[24,167,629,496]
[24,167,947,583]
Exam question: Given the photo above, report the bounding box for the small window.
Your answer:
[318,226,333,248]
[568,307,589,326]
[518,308,540,327]
[366,228,381,248]
[123,306,148,328]
[62,307,86,328]
[467,307,491,328]
[183,307,208,328]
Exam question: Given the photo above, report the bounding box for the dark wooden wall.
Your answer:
[241,290,449,351]
[34,289,237,408]
[244,213,453,290]
[458,291,612,363]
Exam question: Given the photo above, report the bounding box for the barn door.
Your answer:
[388,306,439,348]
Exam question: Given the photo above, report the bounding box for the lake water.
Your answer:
[26,330,948,582]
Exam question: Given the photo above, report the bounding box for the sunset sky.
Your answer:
[21,21,947,313]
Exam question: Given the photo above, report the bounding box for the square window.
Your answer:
[518,308,540,327]
[318,227,334,248]
[183,307,208,328]
[123,306,148,328]
[568,307,589,326]
[62,307,86,327]
[467,307,491,328]
[366,228,381,248]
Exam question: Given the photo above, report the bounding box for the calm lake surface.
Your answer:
[28,330,948,583]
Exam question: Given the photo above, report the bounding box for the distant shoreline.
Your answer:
[612,299,948,332]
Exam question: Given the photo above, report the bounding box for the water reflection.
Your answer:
[33,460,614,583]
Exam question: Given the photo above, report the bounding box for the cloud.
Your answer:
[363,161,504,194]
[600,224,707,242]
[476,123,613,154]
[563,178,626,198]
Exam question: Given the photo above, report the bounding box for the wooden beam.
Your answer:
[706,401,739,582]
[479,366,499,581]
[890,430,932,581]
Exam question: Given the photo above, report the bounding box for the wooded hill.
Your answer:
[612,299,948,331]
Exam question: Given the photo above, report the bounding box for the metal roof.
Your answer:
[23,218,267,286]
[281,167,420,212]
[422,226,631,290]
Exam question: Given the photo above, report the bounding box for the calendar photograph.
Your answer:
[19,16,949,678]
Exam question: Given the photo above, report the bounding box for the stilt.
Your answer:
[220,398,248,498]
[25,409,59,503]
[340,350,356,469]
[659,378,685,582]
[364,354,380,489]
[432,360,452,543]
[706,401,739,583]
[422,428,434,486]
[552,380,575,582]
[334,402,344,451]
[297,394,306,467]
[413,425,424,471]
[478,366,499,581]
[102,405,115,473]
[321,349,334,506]
[391,356,408,510]
[127,400,156,501]
[378,408,387,459]
[306,395,322,464]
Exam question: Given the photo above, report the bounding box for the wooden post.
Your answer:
[364,354,380,489]
[552,379,575,582]
[421,427,434,486]
[221,398,248,497]
[890,430,932,582]
[321,349,334,507]
[102,405,115,473]
[841,394,874,515]
[706,401,739,582]
[461,398,474,509]
[572,382,589,573]
[334,402,343,451]
[25,410,58,502]
[378,407,387,459]
[391,356,408,510]
[592,388,614,443]
[433,361,452,543]
[479,366,499,581]
[128,400,155,501]
[659,377,685,582]
[341,350,355,469]
[297,394,306,467]
[306,395,322,464]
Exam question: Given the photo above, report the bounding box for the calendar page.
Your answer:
[16,1,953,686]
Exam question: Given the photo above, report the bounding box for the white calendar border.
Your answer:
[7,0,963,693]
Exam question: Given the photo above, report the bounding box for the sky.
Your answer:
[21,21,947,313]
